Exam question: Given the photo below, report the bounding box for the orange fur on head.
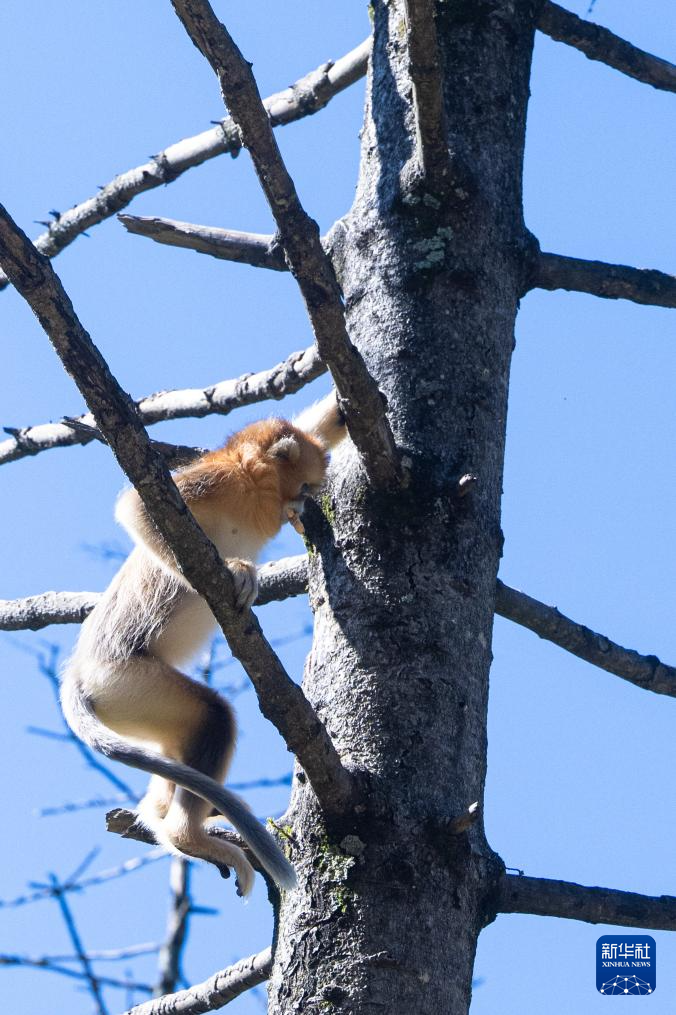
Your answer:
[176,419,329,542]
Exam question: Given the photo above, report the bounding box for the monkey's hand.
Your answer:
[224,558,259,610]
[284,496,308,535]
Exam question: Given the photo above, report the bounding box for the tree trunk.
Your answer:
[269,2,539,1012]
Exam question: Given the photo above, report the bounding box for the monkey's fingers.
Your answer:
[286,507,305,535]
[226,558,259,610]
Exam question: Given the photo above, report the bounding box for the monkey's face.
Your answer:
[274,428,328,505]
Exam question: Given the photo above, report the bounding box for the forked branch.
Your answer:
[171,0,401,487]
[538,2,676,93]
[0,38,370,292]
[0,202,355,814]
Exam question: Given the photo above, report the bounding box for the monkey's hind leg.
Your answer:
[158,691,255,896]
[137,774,175,824]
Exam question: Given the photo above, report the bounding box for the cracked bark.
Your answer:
[267,3,539,1013]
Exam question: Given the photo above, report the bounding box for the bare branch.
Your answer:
[0,202,355,813]
[495,580,676,697]
[498,872,676,930]
[120,216,288,271]
[171,0,401,487]
[0,590,98,630]
[124,948,272,1015]
[538,2,676,93]
[48,873,109,1015]
[255,554,309,605]
[0,39,370,293]
[0,554,308,631]
[531,250,676,308]
[0,345,325,468]
[106,809,266,880]
[5,558,676,700]
[156,859,192,997]
[403,0,452,189]
[0,954,152,994]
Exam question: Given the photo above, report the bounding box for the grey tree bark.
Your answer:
[269,3,537,1012]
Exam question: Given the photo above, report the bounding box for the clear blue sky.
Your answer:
[0,2,674,1013]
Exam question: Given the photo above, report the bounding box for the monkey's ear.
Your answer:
[269,435,301,462]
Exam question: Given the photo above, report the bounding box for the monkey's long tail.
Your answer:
[60,677,297,891]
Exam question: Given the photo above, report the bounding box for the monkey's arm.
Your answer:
[114,468,259,609]
[293,389,346,449]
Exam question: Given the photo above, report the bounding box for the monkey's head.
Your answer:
[265,420,329,503]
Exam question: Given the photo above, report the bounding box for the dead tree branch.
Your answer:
[403,0,452,190]
[171,0,401,486]
[538,2,676,93]
[119,217,288,271]
[0,954,152,994]
[48,873,109,1015]
[0,39,370,292]
[0,202,356,814]
[0,851,167,910]
[4,557,676,699]
[0,344,325,467]
[124,948,272,1015]
[0,590,98,630]
[156,859,192,997]
[0,554,309,631]
[495,580,676,697]
[498,872,676,930]
[531,249,676,308]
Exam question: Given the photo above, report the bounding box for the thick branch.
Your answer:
[171,0,401,486]
[538,2,676,93]
[403,0,452,189]
[119,216,288,271]
[0,203,355,814]
[499,872,676,930]
[531,250,676,308]
[0,39,370,292]
[495,580,676,697]
[0,345,326,467]
[124,948,271,1015]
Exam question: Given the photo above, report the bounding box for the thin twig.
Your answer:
[0,202,355,814]
[0,344,325,467]
[0,39,370,292]
[403,0,452,190]
[0,850,167,909]
[49,873,109,1015]
[0,954,152,993]
[124,948,272,1015]
[498,871,676,929]
[171,0,401,487]
[538,2,676,92]
[531,249,676,308]
[120,217,288,271]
